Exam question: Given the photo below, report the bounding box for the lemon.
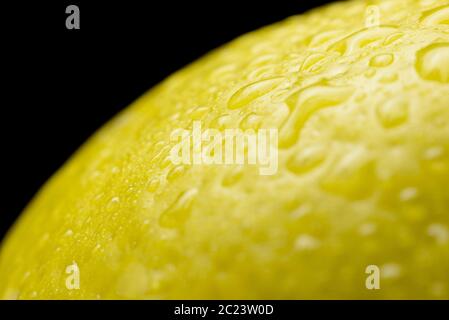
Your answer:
[1,0,449,299]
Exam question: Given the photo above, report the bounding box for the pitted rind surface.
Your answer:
[1,0,449,299]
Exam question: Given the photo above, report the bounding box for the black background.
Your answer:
[1,1,333,241]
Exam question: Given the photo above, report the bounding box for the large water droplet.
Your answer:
[420,4,449,26]
[279,82,354,148]
[416,43,449,83]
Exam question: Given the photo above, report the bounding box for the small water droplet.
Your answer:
[424,146,444,160]
[286,145,327,175]
[106,196,121,213]
[376,99,409,128]
[358,223,377,236]
[227,77,284,110]
[239,113,261,130]
[294,234,321,251]
[369,53,394,67]
[321,147,375,200]
[39,232,50,245]
[167,165,185,181]
[383,32,404,45]
[290,204,311,220]
[379,72,398,83]
[115,263,148,298]
[430,282,446,297]
[222,166,244,186]
[300,53,327,73]
[111,166,120,174]
[147,178,160,192]
[381,263,401,279]
[111,197,120,203]
[3,289,20,300]
[159,189,198,229]
[427,223,449,244]
[364,69,377,78]
[210,114,232,130]
[328,26,398,55]
[159,157,172,169]
[399,187,418,201]
[189,106,209,120]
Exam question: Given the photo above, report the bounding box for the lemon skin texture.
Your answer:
[1,0,449,299]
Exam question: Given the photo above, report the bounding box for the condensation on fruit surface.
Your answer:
[1,0,449,299]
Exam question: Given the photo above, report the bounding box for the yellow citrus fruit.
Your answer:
[1,0,449,299]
